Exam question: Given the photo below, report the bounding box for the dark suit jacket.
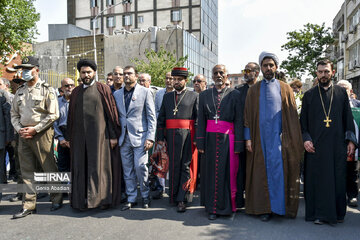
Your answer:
[0,90,13,149]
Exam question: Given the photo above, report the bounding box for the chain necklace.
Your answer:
[173,89,188,116]
[318,84,334,128]
[212,87,228,124]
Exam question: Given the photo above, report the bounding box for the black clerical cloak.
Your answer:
[196,87,243,215]
[156,89,198,203]
[67,82,122,209]
[235,83,250,208]
[300,84,356,224]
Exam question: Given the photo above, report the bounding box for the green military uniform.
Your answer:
[10,78,62,210]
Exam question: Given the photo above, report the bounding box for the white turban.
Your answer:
[259,51,279,67]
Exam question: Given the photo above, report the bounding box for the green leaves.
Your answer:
[131,46,188,87]
[281,23,334,78]
[0,0,40,63]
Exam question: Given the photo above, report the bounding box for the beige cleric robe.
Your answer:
[244,80,303,218]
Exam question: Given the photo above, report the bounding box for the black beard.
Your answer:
[82,76,95,85]
[319,77,331,87]
[263,71,275,80]
[174,84,185,91]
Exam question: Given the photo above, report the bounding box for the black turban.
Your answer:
[171,67,188,77]
[77,59,97,72]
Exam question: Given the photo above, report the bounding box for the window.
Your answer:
[90,18,99,29]
[106,0,114,6]
[90,0,97,8]
[107,16,115,28]
[138,15,144,24]
[123,15,133,26]
[171,9,182,22]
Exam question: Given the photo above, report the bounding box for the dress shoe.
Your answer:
[260,214,271,222]
[142,197,151,209]
[9,193,22,202]
[314,219,324,225]
[177,202,186,213]
[12,208,36,219]
[152,189,163,199]
[208,213,217,220]
[121,202,137,211]
[347,198,358,208]
[50,203,63,211]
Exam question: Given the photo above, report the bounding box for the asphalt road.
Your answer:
[0,190,359,240]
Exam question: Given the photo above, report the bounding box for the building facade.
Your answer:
[66,0,218,80]
[332,0,360,95]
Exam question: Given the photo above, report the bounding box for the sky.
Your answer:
[34,0,344,74]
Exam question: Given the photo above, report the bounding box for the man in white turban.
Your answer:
[243,52,303,221]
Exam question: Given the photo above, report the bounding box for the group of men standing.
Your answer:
[2,51,358,226]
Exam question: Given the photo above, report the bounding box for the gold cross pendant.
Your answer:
[173,107,178,116]
[324,116,332,128]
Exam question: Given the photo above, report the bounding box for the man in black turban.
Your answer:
[66,59,123,210]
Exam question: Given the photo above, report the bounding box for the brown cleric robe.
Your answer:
[67,82,122,209]
[244,80,303,218]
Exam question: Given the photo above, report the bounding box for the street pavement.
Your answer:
[0,189,359,240]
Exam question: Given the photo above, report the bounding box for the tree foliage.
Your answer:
[281,23,334,78]
[131,46,188,87]
[0,0,40,62]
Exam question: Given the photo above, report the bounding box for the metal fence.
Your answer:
[39,70,77,89]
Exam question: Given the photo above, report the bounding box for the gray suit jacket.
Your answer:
[114,84,156,147]
[0,90,13,149]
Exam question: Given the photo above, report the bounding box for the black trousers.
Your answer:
[57,144,70,172]
[346,161,359,199]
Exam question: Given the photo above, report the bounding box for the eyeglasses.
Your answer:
[225,83,230,86]
[64,84,74,88]
[242,69,255,74]
[193,79,204,83]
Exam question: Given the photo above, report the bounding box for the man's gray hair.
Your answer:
[337,79,352,90]
[139,73,151,81]
[0,77,10,87]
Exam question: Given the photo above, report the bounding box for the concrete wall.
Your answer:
[49,24,91,41]
[33,40,67,73]
[156,29,184,58]
[103,32,152,74]
[103,29,184,74]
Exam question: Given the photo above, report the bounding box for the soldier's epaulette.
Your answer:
[41,82,50,88]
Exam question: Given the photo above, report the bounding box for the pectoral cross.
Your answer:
[173,107,178,116]
[214,114,220,124]
[324,116,332,127]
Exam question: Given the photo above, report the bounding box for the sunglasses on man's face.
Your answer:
[64,84,74,88]
[242,69,255,74]
[193,79,203,83]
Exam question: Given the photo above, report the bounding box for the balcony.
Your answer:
[335,49,345,60]
[336,15,345,31]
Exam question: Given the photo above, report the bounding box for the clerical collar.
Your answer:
[176,87,186,94]
[83,80,95,88]
[320,83,333,91]
[264,78,275,83]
